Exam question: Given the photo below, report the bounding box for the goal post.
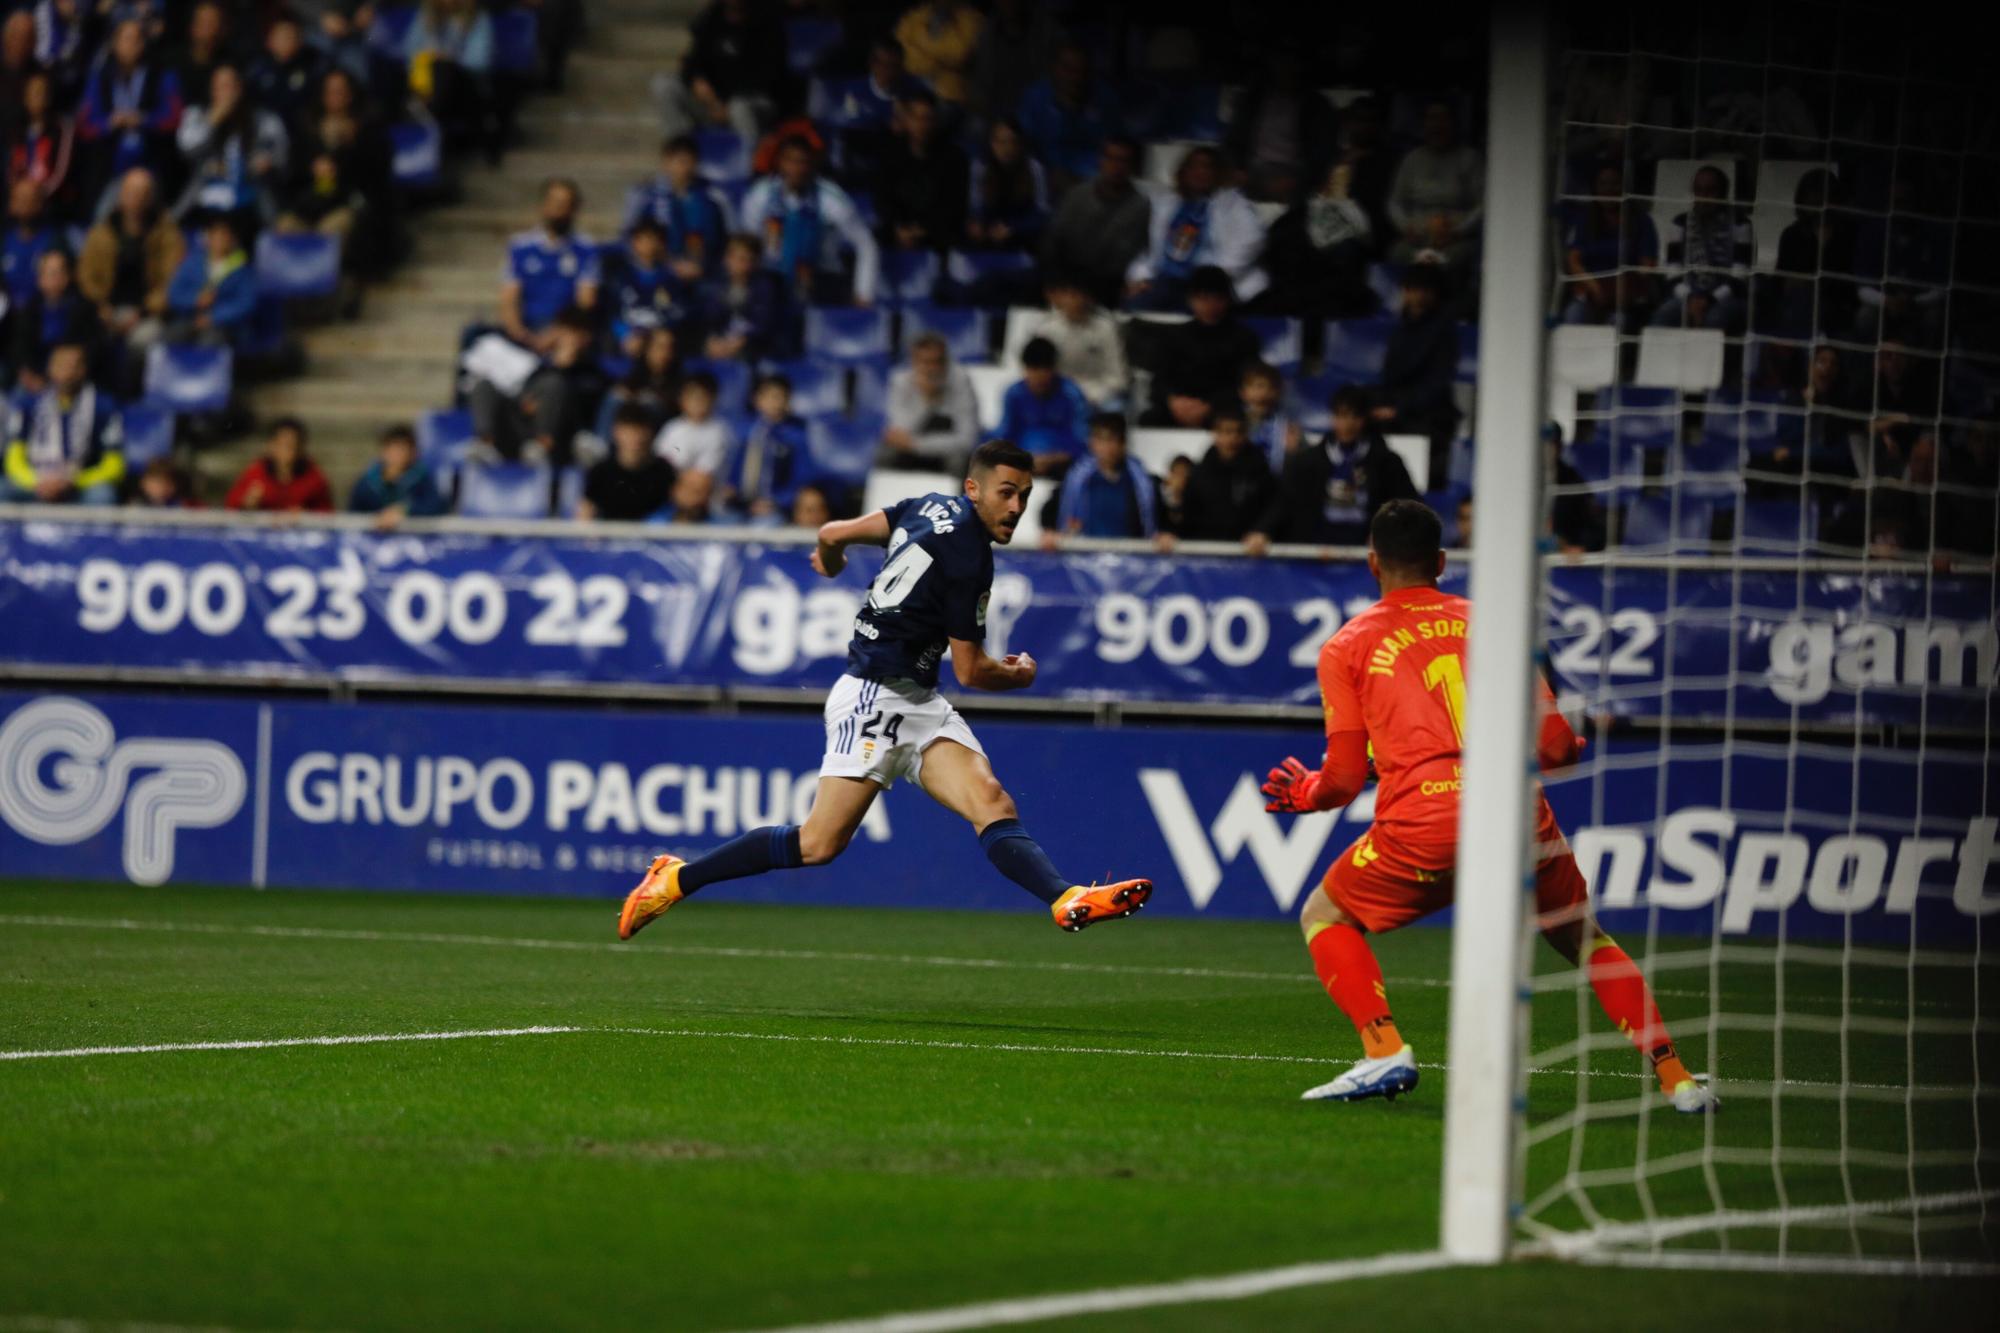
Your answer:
[1440,0,1554,1265]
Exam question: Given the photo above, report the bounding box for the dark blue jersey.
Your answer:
[845,493,993,688]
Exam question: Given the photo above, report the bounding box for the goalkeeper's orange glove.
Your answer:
[1262,756,1321,814]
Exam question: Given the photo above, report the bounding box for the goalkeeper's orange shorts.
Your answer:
[1323,800,1587,934]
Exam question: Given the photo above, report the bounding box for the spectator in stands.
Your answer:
[1938,424,1999,559]
[1049,413,1157,545]
[1560,161,1659,331]
[655,370,734,483]
[876,88,968,256]
[721,372,806,520]
[1256,384,1418,547]
[739,135,879,305]
[1128,145,1268,309]
[657,0,786,146]
[1264,158,1379,318]
[882,330,978,471]
[174,64,290,224]
[276,146,366,267]
[470,306,600,463]
[1143,265,1260,428]
[789,482,833,530]
[1223,49,1338,204]
[1386,98,1484,276]
[1866,341,1938,475]
[1040,136,1148,309]
[1651,164,1750,330]
[1176,409,1275,548]
[1794,344,1866,482]
[579,403,676,522]
[1029,272,1125,408]
[8,72,76,218]
[30,0,86,99]
[0,14,35,149]
[966,0,1057,126]
[1543,422,1605,554]
[249,12,322,137]
[1371,262,1459,475]
[79,167,181,394]
[698,231,794,362]
[9,249,101,393]
[405,0,499,164]
[1239,361,1301,469]
[833,37,923,185]
[1017,42,1117,192]
[624,135,734,281]
[1155,453,1193,536]
[964,116,1046,252]
[1768,167,1856,338]
[225,416,332,513]
[348,423,448,527]
[654,467,716,524]
[1455,495,1473,548]
[501,178,598,351]
[896,0,983,106]
[3,179,57,306]
[77,20,184,217]
[165,210,258,348]
[606,324,685,430]
[290,68,394,276]
[296,1,374,88]
[132,457,198,508]
[997,336,1090,476]
[1,341,124,505]
[171,2,240,112]
[605,219,686,359]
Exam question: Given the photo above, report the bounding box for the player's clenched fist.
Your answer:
[1002,652,1037,688]
[1262,756,1321,814]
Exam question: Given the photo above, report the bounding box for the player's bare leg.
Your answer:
[619,775,878,940]
[1296,884,1419,1102]
[915,739,1151,929]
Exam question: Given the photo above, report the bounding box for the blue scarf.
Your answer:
[774,188,821,278]
[1160,197,1211,279]
[666,186,715,257]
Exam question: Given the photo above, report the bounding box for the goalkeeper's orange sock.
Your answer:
[1586,939,1692,1093]
[1306,922,1403,1059]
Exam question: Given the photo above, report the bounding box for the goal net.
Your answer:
[1498,3,1999,1272]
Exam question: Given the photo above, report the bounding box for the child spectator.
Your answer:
[225,416,332,513]
[997,336,1090,476]
[132,457,198,508]
[697,231,794,362]
[623,135,734,281]
[738,135,879,305]
[1156,454,1194,537]
[1051,413,1157,544]
[1257,385,1419,547]
[580,403,677,522]
[1239,361,1302,470]
[605,219,686,359]
[1127,145,1268,309]
[9,249,102,394]
[78,167,182,396]
[348,424,447,528]
[500,178,599,352]
[964,117,1048,252]
[1039,136,1148,308]
[3,179,58,306]
[895,0,983,106]
[1028,273,1125,408]
[1,342,124,505]
[655,371,733,483]
[723,372,806,519]
[1178,409,1275,549]
[876,88,968,255]
[882,331,979,472]
[165,210,258,347]
[1143,265,1260,428]
[788,482,833,530]
[606,325,685,430]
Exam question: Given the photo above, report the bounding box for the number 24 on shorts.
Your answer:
[859,711,905,745]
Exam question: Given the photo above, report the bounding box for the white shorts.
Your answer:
[820,674,985,790]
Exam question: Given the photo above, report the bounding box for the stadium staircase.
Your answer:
[192,0,697,500]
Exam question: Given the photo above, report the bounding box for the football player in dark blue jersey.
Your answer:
[620,440,1152,938]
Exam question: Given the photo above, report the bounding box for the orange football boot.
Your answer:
[618,854,686,940]
[1050,879,1152,931]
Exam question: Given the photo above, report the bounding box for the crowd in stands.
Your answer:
[7,3,1994,564]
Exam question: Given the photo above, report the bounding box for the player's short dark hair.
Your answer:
[1020,336,1058,370]
[379,423,416,448]
[898,86,938,112]
[611,402,657,432]
[1188,265,1234,300]
[723,231,759,257]
[1212,406,1246,429]
[1370,499,1443,574]
[1240,360,1281,390]
[1087,412,1127,442]
[1331,384,1371,416]
[269,415,308,442]
[684,370,718,396]
[755,371,792,396]
[776,134,816,159]
[970,439,1034,478]
[628,218,666,242]
[662,134,697,157]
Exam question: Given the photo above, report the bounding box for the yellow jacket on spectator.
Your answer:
[895,3,983,104]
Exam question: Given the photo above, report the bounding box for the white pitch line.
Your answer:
[728,1249,1456,1333]
[0,1026,582,1062]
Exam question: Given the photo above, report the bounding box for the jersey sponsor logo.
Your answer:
[0,697,246,884]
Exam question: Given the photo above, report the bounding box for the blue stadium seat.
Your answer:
[492,8,539,74]
[418,407,474,497]
[1693,407,1781,473]
[848,360,887,416]
[144,344,232,414]
[1288,368,1341,431]
[901,303,990,362]
[804,307,892,365]
[1366,263,1402,310]
[1621,494,1715,551]
[786,17,842,73]
[237,297,290,361]
[808,77,879,130]
[1241,316,1302,371]
[764,358,845,417]
[457,462,552,519]
[1320,317,1396,383]
[808,414,885,488]
[685,357,751,414]
[879,249,938,306]
[367,4,417,53]
[1454,322,1478,384]
[694,129,750,183]
[944,250,1036,307]
[255,232,341,300]
[553,466,584,519]
[120,401,174,467]
[390,120,443,190]
[1739,497,1820,552]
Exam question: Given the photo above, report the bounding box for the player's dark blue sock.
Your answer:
[678,825,803,896]
[978,818,1068,905]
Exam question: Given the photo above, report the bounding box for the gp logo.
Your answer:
[0,697,246,884]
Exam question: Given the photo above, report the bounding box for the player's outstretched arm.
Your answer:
[950,638,1037,692]
[811,511,892,578]
[1262,732,1371,814]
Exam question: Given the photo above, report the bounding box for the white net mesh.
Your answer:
[1515,3,1999,1270]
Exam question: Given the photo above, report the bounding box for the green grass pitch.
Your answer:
[1,880,1994,1331]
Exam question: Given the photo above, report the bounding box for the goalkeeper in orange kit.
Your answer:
[1262,500,1715,1112]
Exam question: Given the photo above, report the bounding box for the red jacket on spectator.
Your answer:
[224,457,334,513]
